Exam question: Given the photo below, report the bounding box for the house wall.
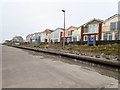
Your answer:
[102,16,120,40]
[40,32,46,42]
[26,34,34,43]
[72,27,81,41]
[64,27,77,37]
[50,28,63,43]
[40,30,53,43]
[102,16,118,32]
[62,26,77,42]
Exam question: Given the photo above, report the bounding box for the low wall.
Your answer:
[48,40,120,45]
[8,45,120,68]
[69,40,120,45]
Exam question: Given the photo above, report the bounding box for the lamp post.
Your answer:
[62,10,65,48]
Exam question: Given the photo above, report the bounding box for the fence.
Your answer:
[54,40,120,45]
[68,40,120,45]
[22,40,120,46]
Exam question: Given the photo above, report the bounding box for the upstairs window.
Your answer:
[88,24,99,33]
[84,28,88,33]
[68,30,74,35]
[110,21,120,31]
[68,31,71,35]
[110,22,116,31]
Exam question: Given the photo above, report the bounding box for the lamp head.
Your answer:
[62,10,65,12]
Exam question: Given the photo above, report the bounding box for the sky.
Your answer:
[0,0,119,43]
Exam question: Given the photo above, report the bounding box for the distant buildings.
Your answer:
[12,36,24,43]
[4,40,11,43]
[26,32,41,44]
[25,14,120,45]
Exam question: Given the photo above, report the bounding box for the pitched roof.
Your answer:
[84,18,103,25]
[77,18,103,29]
[40,29,54,34]
[67,26,78,30]
[104,14,120,22]
[55,27,64,31]
[45,29,54,31]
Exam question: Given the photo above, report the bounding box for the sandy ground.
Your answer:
[2,45,118,88]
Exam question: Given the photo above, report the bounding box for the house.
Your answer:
[12,36,24,43]
[62,26,78,43]
[26,32,41,44]
[26,33,34,43]
[49,28,64,43]
[40,29,54,43]
[72,27,82,42]
[81,19,103,41]
[31,32,41,44]
[102,14,120,40]
[4,40,11,43]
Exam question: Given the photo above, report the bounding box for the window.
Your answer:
[84,36,88,41]
[96,35,98,40]
[84,28,88,33]
[88,24,99,33]
[84,24,99,33]
[68,31,71,35]
[68,30,74,35]
[115,32,120,40]
[110,21,120,31]
[73,37,77,41]
[104,33,112,40]
[109,33,112,40]
[110,22,116,31]
[117,21,120,30]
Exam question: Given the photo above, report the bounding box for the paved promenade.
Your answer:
[2,45,118,88]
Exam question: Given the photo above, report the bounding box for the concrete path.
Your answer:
[2,45,118,88]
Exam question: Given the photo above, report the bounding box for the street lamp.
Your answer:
[62,10,65,48]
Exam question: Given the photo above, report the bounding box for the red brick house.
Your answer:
[81,19,103,41]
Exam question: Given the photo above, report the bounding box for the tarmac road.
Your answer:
[2,45,118,88]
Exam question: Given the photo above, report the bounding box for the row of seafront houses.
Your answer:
[26,14,120,45]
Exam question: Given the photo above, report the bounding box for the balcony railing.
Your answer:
[103,26,120,32]
[102,26,110,32]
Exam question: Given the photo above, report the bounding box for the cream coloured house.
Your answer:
[102,14,120,40]
[72,27,81,41]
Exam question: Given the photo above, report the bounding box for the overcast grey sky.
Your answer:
[0,0,119,43]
